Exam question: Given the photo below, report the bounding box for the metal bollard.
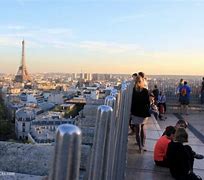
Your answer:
[113,81,133,180]
[112,87,125,180]
[104,95,117,180]
[49,124,82,180]
[87,105,113,180]
[119,82,133,180]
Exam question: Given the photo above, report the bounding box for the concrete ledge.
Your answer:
[0,171,45,180]
[0,141,91,176]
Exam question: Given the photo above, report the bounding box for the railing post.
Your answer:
[113,81,133,180]
[49,124,82,180]
[120,81,133,180]
[104,95,117,180]
[112,84,125,180]
[86,105,113,180]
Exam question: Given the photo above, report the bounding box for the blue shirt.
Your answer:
[179,85,191,98]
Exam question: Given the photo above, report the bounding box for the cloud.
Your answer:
[0,24,144,54]
[0,25,74,48]
[7,25,25,30]
[78,41,143,53]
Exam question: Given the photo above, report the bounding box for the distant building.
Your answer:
[47,92,64,105]
[15,108,36,140]
[28,112,74,144]
[20,92,44,104]
[84,73,92,81]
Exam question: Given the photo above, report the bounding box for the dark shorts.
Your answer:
[179,97,190,105]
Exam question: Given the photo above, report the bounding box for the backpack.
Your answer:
[181,87,187,96]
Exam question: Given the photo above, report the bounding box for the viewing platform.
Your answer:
[125,110,204,180]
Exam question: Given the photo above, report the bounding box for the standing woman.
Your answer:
[131,75,150,152]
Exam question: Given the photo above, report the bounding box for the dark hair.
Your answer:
[164,126,176,137]
[132,73,137,77]
[138,72,145,78]
[184,81,187,85]
[176,120,188,128]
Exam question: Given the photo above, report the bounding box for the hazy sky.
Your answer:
[1,0,204,75]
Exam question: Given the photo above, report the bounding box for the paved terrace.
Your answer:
[125,110,204,180]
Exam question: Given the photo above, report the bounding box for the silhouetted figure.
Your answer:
[201,77,204,104]
[152,85,159,104]
[158,91,166,120]
[179,81,191,115]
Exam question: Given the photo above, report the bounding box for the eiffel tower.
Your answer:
[15,40,31,83]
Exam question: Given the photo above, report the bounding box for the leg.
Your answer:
[141,124,145,147]
[135,124,141,147]
[180,104,184,114]
[135,124,143,152]
[163,103,167,113]
[129,117,135,135]
[184,145,194,170]
[201,91,204,104]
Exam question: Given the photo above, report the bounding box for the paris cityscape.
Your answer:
[0,40,204,179]
[1,1,204,180]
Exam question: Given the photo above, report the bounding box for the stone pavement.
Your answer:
[125,113,204,180]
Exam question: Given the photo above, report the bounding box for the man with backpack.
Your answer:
[179,81,191,115]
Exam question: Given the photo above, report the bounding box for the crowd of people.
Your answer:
[129,72,204,180]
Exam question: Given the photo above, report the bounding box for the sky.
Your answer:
[1,0,204,75]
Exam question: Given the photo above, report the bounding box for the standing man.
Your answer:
[179,81,191,115]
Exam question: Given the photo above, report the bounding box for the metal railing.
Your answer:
[86,80,133,180]
[49,80,134,180]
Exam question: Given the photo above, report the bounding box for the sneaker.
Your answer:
[142,145,147,151]
[142,147,147,151]
[194,153,204,159]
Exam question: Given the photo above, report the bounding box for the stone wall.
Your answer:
[0,141,91,176]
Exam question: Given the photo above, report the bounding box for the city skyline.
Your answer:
[1,1,204,75]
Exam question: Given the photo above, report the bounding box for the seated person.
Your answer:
[149,93,159,120]
[175,120,188,129]
[176,120,204,159]
[163,120,203,160]
[154,126,176,167]
[166,128,202,180]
